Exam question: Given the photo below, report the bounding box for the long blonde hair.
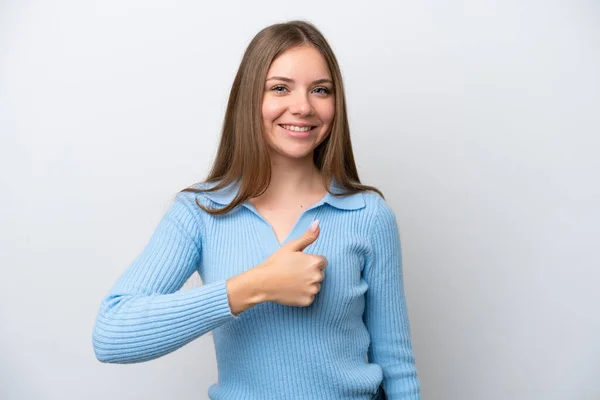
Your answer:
[181,20,383,214]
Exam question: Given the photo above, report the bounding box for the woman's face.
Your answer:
[261,45,335,161]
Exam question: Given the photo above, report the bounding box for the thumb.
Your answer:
[285,219,320,252]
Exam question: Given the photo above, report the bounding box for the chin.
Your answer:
[271,144,316,160]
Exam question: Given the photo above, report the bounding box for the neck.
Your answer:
[259,152,326,202]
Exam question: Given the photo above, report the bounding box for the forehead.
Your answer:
[266,45,331,79]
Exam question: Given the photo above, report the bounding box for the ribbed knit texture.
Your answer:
[92,180,421,400]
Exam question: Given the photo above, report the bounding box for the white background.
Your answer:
[1,1,599,399]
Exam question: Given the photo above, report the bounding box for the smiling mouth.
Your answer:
[279,124,317,132]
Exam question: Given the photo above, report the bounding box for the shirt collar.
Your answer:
[202,178,365,211]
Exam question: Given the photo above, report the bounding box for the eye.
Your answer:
[312,86,331,95]
[271,85,288,93]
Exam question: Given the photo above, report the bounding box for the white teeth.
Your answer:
[281,124,313,132]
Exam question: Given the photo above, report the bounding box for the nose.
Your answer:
[289,92,313,116]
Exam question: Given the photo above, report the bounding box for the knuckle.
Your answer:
[311,255,327,268]
[305,295,315,305]
[318,256,328,268]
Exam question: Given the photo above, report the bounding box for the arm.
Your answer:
[92,193,240,364]
[363,199,421,399]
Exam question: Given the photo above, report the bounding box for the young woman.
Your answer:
[93,20,421,400]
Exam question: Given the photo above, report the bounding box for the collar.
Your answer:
[202,178,365,211]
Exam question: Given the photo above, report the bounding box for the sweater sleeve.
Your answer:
[92,193,238,364]
[363,199,421,399]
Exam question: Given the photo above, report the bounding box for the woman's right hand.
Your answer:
[253,220,328,307]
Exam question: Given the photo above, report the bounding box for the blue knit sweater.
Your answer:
[92,179,421,399]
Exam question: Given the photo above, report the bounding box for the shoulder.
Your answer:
[360,189,399,236]
[166,181,217,225]
[174,181,218,207]
[360,190,396,219]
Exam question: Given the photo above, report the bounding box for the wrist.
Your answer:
[225,268,270,315]
[244,266,272,304]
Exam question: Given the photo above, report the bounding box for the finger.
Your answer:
[314,270,325,282]
[317,255,328,270]
[284,219,320,252]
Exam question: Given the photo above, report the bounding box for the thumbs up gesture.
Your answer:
[254,219,328,307]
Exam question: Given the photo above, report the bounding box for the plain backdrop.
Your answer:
[1,1,599,399]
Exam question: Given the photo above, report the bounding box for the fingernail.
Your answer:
[309,219,320,232]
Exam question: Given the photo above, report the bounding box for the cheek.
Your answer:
[262,98,285,124]
[318,100,335,125]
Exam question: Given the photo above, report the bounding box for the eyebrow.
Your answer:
[266,76,333,85]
